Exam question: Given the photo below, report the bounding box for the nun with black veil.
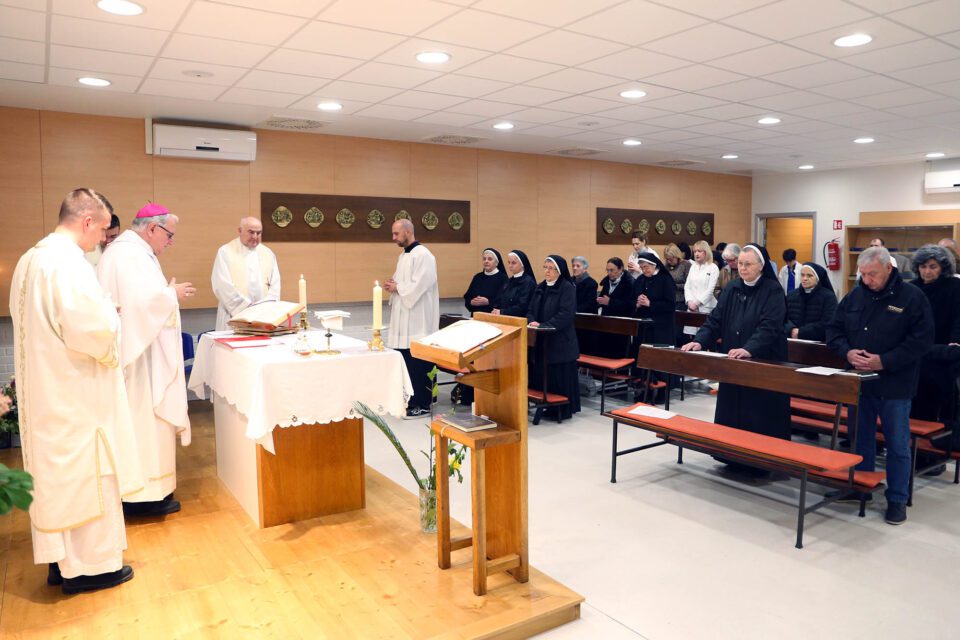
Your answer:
[463,248,507,315]
[527,255,581,420]
[631,251,678,403]
[493,249,537,318]
[681,244,791,444]
[784,261,838,342]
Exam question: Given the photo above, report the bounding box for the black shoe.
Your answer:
[47,563,62,586]
[885,502,907,525]
[825,489,872,504]
[404,406,431,420]
[923,464,947,477]
[122,499,181,517]
[62,565,134,595]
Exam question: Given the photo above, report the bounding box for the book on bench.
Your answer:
[437,413,497,432]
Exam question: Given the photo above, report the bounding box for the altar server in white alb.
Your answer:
[384,218,439,419]
[98,202,195,517]
[211,216,281,330]
[10,188,142,594]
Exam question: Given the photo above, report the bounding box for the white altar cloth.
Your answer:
[188,330,413,453]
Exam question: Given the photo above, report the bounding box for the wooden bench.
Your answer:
[614,345,884,548]
[574,313,657,412]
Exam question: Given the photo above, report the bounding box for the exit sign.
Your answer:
[833,220,843,230]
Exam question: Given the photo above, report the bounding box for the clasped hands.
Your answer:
[383,278,398,293]
[847,349,883,371]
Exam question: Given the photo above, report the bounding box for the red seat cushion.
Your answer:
[577,355,634,370]
[528,389,568,404]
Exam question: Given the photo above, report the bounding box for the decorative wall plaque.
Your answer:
[261,193,470,243]
[596,208,714,245]
[620,218,633,234]
[336,208,355,229]
[367,209,384,229]
[304,207,324,228]
[271,206,293,228]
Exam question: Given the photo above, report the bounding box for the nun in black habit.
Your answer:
[681,244,791,441]
[463,248,507,315]
[633,252,677,345]
[494,249,537,318]
[595,257,636,358]
[527,255,581,420]
[784,262,838,342]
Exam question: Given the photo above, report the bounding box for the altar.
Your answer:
[188,330,413,527]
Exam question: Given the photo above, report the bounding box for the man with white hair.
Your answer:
[10,188,141,593]
[98,202,195,517]
[826,245,933,525]
[211,216,281,331]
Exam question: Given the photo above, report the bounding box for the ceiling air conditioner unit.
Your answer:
[152,124,257,161]
[924,158,960,194]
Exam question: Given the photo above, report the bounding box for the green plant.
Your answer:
[0,464,32,515]
[0,379,18,435]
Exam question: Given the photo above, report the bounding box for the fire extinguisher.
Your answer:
[823,238,841,270]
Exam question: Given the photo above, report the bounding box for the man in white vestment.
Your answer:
[98,202,195,517]
[211,216,281,331]
[84,210,120,267]
[10,188,142,594]
[384,219,439,419]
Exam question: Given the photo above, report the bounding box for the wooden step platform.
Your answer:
[0,402,582,639]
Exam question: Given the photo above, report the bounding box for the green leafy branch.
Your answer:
[0,463,33,515]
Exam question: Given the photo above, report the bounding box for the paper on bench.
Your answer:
[628,405,677,419]
[688,350,728,358]
[796,366,844,376]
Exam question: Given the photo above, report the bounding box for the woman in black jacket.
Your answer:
[785,262,838,341]
[528,255,580,420]
[463,248,507,315]
[633,252,678,402]
[571,256,599,314]
[595,257,635,358]
[682,244,791,442]
[493,249,536,318]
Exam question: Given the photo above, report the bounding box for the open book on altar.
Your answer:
[228,300,304,333]
[416,320,502,353]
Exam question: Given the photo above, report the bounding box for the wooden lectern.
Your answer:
[411,312,528,596]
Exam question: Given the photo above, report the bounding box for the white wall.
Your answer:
[752,161,960,291]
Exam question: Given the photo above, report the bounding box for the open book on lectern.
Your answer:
[228,300,304,332]
[416,320,502,353]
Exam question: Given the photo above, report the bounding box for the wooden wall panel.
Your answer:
[39,112,153,229]
[861,210,960,225]
[152,157,251,309]
[765,217,814,265]
[636,166,681,213]
[590,162,639,272]
[477,150,539,266]
[0,108,43,308]
[334,136,410,197]
[537,156,591,269]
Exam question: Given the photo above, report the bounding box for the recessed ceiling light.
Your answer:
[619,89,647,99]
[317,101,343,112]
[833,33,872,48]
[926,152,946,158]
[757,116,780,125]
[722,154,739,159]
[78,76,111,87]
[493,122,514,130]
[622,139,642,146]
[97,0,144,16]
[853,137,875,144]
[415,51,450,64]
[798,164,814,170]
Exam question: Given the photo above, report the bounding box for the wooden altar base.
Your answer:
[0,401,582,639]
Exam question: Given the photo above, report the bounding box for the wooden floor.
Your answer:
[0,401,582,639]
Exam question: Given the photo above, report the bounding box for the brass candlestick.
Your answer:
[368,328,385,351]
[299,310,309,331]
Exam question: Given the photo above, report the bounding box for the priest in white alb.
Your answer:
[10,188,142,594]
[384,218,439,419]
[98,202,195,517]
[211,216,281,330]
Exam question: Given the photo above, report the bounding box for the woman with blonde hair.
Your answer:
[683,240,719,315]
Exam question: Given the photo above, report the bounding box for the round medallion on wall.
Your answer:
[303,207,324,228]
[367,209,385,229]
[336,208,355,229]
[637,219,650,235]
[422,210,439,230]
[620,218,633,234]
[655,219,666,235]
[448,211,464,231]
[602,217,616,234]
[271,206,293,228]
[702,221,712,236]
[687,221,698,236]
[395,210,411,222]
[671,221,682,235]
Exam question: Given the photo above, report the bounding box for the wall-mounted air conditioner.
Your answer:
[152,124,257,162]
[924,158,960,194]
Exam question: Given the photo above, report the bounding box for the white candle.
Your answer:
[373,280,382,330]
[299,274,306,308]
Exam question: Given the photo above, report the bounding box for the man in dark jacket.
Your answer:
[826,246,934,526]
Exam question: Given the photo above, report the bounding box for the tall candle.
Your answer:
[373,280,382,330]
[299,274,306,308]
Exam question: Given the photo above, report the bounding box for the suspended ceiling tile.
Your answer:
[339,61,443,89]
[257,49,363,79]
[236,70,329,94]
[178,1,307,46]
[722,0,872,41]
[415,74,511,98]
[0,5,46,41]
[163,34,274,69]
[506,30,626,66]
[580,47,691,80]
[418,10,551,50]
[456,54,563,84]
[218,87,301,107]
[50,14,168,56]
[139,78,224,101]
[318,0,460,35]
[472,0,624,28]
[644,22,772,62]
[285,21,405,59]
[566,0,708,46]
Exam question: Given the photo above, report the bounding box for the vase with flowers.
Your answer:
[0,377,18,449]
